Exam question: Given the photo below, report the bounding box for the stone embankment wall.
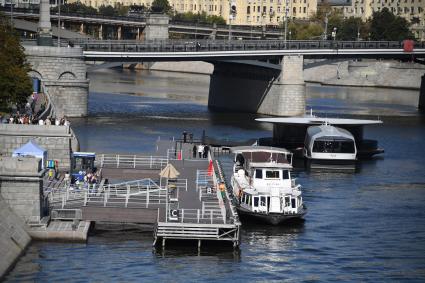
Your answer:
[0,157,45,222]
[0,195,31,279]
[304,60,425,90]
[0,124,78,171]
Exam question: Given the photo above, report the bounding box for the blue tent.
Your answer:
[12,140,47,169]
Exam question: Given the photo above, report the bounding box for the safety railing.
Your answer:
[166,208,226,224]
[97,154,169,169]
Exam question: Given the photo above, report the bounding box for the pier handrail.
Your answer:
[97,153,169,169]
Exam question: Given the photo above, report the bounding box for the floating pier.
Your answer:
[43,139,241,248]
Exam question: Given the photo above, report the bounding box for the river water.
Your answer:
[5,69,425,282]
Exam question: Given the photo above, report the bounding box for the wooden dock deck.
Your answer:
[43,140,240,248]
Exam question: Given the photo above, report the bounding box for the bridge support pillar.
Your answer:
[419,74,425,112]
[143,14,169,40]
[24,45,89,117]
[209,58,305,116]
[258,55,306,116]
[80,23,84,34]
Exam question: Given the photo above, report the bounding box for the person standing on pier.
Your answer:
[192,144,197,158]
[198,144,204,158]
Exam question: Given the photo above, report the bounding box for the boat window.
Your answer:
[255,169,263,179]
[340,141,355,153]
[313,140,355,153]
[265,170,280,179]
[282,170,289,180]
[291,198,296,208]
[253,197,259,207]
[242,193,246,204]
[235,154,245,166]
[260,196,266,206]
[285,196,290,207]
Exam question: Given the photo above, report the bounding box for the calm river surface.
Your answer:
[5,69,425,282]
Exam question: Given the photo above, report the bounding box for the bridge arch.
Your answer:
[28,70,43,80]
[58,71,77,80]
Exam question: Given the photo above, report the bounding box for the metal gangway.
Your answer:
[46,178,188,209]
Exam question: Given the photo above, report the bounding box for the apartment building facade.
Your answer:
[70,0,318,25]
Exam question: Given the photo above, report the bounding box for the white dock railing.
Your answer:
[97,154,170,169]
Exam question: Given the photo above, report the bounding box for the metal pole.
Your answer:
[228,18,232,41]
[323,12,330,40]
[10,0,13,29]
[57,0,61,47]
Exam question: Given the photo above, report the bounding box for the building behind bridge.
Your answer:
[2,0,423,39]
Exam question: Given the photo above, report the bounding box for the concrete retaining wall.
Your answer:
[305,59,425,90]
[0,124,76,171]
[0,195,31,279]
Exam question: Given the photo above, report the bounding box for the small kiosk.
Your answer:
[71,152,96,182]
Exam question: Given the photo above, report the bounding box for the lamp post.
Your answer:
[284,0,289,44]
[228,1,237,41]
[323,11,330,40]
[57,0,61,47]
[10,0,13,29]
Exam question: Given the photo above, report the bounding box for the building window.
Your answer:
[277,6,281,12]
[263,6,266,13]
[303,7,306,13]
[247,6,251,13]
[293,7,296,13]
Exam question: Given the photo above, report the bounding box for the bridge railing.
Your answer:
[72,39,422,53]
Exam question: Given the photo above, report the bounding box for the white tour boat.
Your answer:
[230,146,307,225]
[304,123,357,170]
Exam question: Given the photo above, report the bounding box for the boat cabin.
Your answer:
[304,125,357,160]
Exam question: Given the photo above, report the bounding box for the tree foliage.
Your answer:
[98,5,115,17]
[51,2,97,15]
[369,8,413,40]
[287,21,323,40]
[0,15,32,112]
[173,11,226,25]
[150,0,171,13]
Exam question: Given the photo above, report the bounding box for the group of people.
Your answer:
[1,113,70,126]
[193,144,210,158]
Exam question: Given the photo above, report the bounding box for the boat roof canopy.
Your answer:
[231,146,292,155]
[307,124,354,141]
[256,117,383,126]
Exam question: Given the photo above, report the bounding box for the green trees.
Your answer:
[0,15,32,112]
[173,11,226,25]
[369,8,413,41]
[150,0,171,13]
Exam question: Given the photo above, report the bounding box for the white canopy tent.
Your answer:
[12,140,47,169]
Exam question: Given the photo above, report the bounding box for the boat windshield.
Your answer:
[313,139,355,153]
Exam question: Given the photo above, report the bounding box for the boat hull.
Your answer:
[236,205,307,225]
[305,157,356,171]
